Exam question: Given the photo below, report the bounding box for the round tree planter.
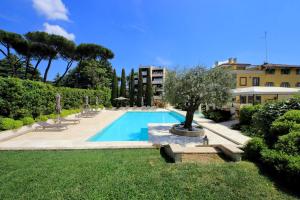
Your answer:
[169,124,205,137]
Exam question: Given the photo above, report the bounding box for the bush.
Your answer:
[278,110,300,123]
[35,115,48,122]
[203,109,232,122]
[60,109,81,118]
[243,137,267,161]
[275,131,300,155]
[240,125,260,137]
[21,117,35,126]
[261,149,300,187]
[0,118,23,130]
[239,105,261,125]
[252,97,300,136]
[0,77,111,119]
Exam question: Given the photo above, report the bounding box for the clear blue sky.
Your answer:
[1,0,300,80]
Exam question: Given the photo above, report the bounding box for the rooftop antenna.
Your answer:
[264,31,268,63]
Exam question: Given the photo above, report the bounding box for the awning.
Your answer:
[231,87,300,95]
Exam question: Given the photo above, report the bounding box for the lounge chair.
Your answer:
[58,117,80,124]
[36,122,68,130]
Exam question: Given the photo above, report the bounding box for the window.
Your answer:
[280,82,290,88]
[239,77,247,86]
[240,96,247,104]
[297,69,300,75]
[265,82,274,87]
[296,82,300,87]
[255,96,261,104]
[281,68,291,74]
[248,96,254,104]
[252,77,260,86]
[265,68,275,74]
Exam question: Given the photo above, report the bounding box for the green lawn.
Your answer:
[0,149,297,200]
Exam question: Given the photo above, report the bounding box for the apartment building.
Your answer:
[134,65,166,101]
[215,58,300,104]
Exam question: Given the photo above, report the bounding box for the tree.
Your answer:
[145,68,153,106]
[164,66,233,130]
[120,68,126,97]
[137,69,143,107]
[54,40,76,85]
[61,60,111,89]
[129,69,135,107]
[26,32,74,82]
[0,30,25,76]
[111,69,118,106]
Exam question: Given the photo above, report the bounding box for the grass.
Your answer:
[0,149,297,200]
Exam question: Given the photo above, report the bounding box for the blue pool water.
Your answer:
[89,111,185,141]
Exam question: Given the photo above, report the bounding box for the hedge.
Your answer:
[0,77,111,119]
[239,105,261,125]
[203,109,232,122]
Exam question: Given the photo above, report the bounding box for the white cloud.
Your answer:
[33,0,69,21]
[43,23,75,40]
[155,56,172,66]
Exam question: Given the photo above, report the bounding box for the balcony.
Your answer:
[152,79,163,84]
[152,73,163,77]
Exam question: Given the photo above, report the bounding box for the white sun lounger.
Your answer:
[36,122,68,130]
[58,117,80,124]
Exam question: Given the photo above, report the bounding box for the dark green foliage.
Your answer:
[111,69,118,106]
[0,77,110,119]
[243,137,267,161]
[145,68,153,106]
[239,105,261,125]
[120,68,126,97]
[21,117,35,125]
[0,118,23,130]
[261,149,300,188]
[137,69,143,107]
[252,97,300,136]
[275,131,300,155]
[203,109,232,122]
[129,69,135,107]
[61,60,111,89]
[35,115,48,122]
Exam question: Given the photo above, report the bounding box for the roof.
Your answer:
[217,63,250,67]
[261,63,300,68]
[231,87,300,95]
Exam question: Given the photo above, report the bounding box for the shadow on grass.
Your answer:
[159,146,174,163]
[248,160,300,198]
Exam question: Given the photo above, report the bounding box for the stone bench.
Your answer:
[164,143,244,163]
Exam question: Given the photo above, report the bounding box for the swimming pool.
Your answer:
[88,111,185,141]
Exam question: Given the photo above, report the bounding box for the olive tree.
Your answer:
[165,66,233,130]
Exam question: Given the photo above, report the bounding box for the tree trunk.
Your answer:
[55,60,73,85]
[184,109,195,130]
[24,56,30,79]
[43,57,53,82]
[32,58,42,79]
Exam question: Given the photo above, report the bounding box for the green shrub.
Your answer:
[252,97,300,136]
[35,115,48,122]
[0,118,23,130]
[60,109,81,117]
[0,118,16,130]
[46,114,58,119]
[203,109,232,122]
[239,105,261,125]
[275,131,300,155]
[243,137,267,161]
[269,120,296,143]
[278,110,300,123]
[240,125,259,137]
[0,77,111,119]
[21,117,35,125]
[261,149,300,187]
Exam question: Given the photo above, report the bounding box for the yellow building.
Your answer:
[215,58,300,105]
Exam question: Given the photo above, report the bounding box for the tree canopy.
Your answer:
[164,66,233,129]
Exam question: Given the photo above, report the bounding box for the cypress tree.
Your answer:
[120,68,126,97]
[145,68,153,106]
[129,69,135,107]
[111,69,118,106]
[137,69,143,107]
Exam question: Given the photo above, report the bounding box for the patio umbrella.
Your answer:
[55,93,62,114]
[85,96,89,108]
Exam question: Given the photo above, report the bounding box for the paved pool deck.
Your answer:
[0,108,249,150]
